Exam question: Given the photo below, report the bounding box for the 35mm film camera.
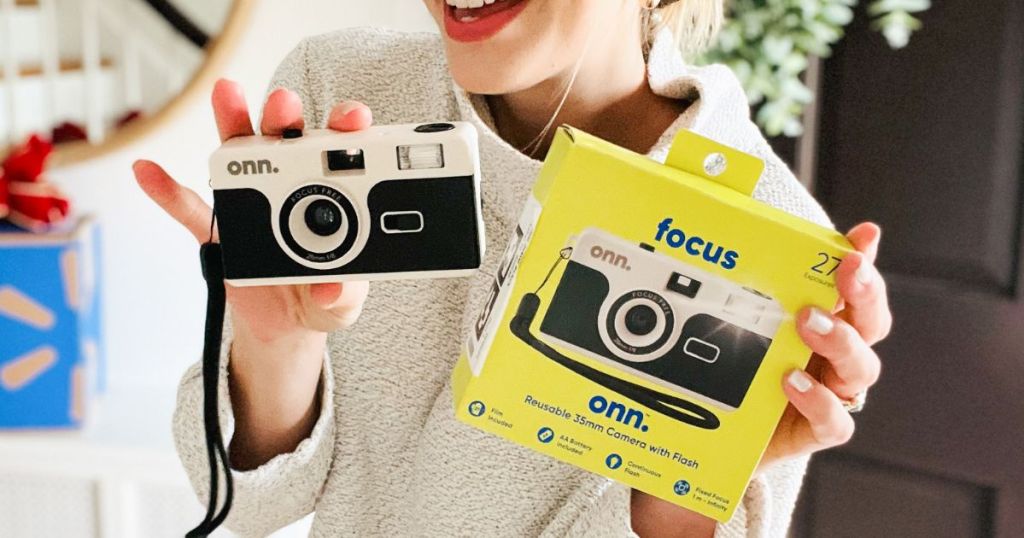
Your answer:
[539,228,783,412]
[209,122,485,286]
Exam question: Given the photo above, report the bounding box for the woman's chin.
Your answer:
[448,61,537,96]
[445,72,494,95]
[453,75,514,96]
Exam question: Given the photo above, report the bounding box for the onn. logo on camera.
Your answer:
[227,159,279,176]
[590,245,631,271]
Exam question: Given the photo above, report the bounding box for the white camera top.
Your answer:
[210,123,479,188]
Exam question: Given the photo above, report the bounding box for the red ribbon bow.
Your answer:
[0,135,71,231]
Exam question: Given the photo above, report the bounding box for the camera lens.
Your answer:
[304,199,343,237]
[605,291,674,359]
[281,186,360,266]
[624,304,658,336]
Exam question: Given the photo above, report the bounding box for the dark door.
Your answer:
[788,1,1024,537]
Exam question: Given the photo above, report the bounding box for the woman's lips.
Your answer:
[443,0,529,43]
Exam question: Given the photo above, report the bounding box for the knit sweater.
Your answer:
[174,26,830,538]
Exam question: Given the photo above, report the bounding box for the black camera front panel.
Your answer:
[638,313,769,408]
[214,175,481,280]
[540,261,770,409]
[540,260,610,356]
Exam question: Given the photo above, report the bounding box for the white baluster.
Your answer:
[81,0,102,143]
[1,0,20,145]
[99,0,177,119]
[38,0,60,137]
[122,35,142,111]
[167,36,187,95]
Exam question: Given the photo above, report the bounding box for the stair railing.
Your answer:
[1,0,207,149]
[1,0,20,146]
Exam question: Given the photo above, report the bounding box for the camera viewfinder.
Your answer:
[326,149,366,173]
[667,272,701,299]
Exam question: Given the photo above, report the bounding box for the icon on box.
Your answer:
[468,400,486,417]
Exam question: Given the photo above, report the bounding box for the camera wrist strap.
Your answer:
[187,210,234,537]
[510,249,721,430]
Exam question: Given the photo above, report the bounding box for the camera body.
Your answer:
[209,122,485,286]
[539,228,783,411]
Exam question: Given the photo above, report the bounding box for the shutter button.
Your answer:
[282,128,303,139]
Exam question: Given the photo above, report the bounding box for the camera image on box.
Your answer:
[209,122,485,286]
[539,228,783,412]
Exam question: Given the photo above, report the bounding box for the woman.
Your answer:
[133,0,890,536]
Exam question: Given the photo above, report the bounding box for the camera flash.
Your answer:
[398,144,444,170]
[724,292,767,324]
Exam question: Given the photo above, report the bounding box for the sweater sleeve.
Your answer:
[711,456,811,538]
[171,41,337,537]
[171,316,337,537]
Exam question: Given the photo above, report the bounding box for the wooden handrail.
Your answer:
[0,58,114,79]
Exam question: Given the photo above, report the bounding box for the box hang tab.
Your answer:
[665,130,764,197]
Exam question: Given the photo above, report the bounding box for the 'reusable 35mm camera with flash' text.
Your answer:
[209,122,486,286]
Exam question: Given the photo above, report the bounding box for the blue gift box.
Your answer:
[0,217,104,429]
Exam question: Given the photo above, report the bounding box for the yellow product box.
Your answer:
[452,126,852,522]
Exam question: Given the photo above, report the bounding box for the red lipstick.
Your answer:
[443,0,530,43]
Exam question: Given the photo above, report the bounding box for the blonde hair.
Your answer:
[649,0,725,59]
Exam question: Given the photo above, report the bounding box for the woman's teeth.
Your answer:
[442,0,523,39]
[445,0,499,10]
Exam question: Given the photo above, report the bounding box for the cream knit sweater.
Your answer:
[174,27,831,538]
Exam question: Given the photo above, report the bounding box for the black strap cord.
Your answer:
[186,212,234,537]
[509,249,721,430]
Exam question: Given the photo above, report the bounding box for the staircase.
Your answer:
[0,0,209,147]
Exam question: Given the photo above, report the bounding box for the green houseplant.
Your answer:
[702,0,931,137]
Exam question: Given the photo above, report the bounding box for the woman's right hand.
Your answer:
[133,79,374,468]
[134,79,373,338]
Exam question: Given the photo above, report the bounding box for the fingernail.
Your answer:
[856,260,873,285]
[806,308,834,335]
[787,370,813,393]
[215,78,241,94]
[335,101,359,118]
[269,87,298,103]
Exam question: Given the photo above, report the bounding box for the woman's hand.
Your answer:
[760,222,891,470]
[632,226,889,538]
[132,79,375,469]
[133,79,374,339]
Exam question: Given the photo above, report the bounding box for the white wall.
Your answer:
[49,1,438,391]
[175,0,234,35]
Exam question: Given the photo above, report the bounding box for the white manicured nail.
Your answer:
[807,308,834,335]
[856,261,873,285]
[787,370,813,393]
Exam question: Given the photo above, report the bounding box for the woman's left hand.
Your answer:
[759,222,891,471]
